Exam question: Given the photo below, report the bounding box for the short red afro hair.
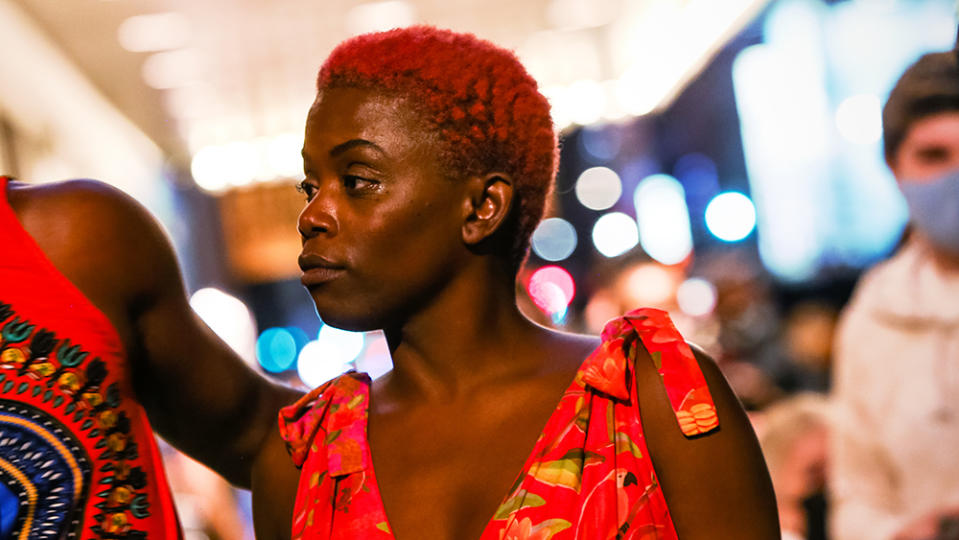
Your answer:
[317,25,558,267]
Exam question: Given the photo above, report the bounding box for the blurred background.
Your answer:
[1,0,955,538]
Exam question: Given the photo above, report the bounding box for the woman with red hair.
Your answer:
[256,26,777,539]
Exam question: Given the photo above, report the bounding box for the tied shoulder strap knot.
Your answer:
[580,308,719,437]
[278,371,372,476]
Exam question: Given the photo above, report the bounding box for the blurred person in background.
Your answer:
[758,393,832,540]
[0,175,302,539]
[777,301,837,394]
[831,47,959,540]
[273,25,778,540]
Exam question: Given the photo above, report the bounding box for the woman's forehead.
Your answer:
[305,87,434,149]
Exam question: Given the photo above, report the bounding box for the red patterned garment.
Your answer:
[0,176,182,539]
[279,308,719,540]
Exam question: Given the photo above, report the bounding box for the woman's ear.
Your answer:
[462,172,515,246]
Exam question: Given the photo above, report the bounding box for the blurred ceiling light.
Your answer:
[191,141,257,192]
[520,30,603,86]
[141,49,201,89]
[161,83,215,120]
[541,85,572,129]
[265,133,304,180]
[835,94,882,145]
[345,1,415,36]
[575,166,622,211]
[634,174,693,265]
[190,132,304,191]
[546,0,618,30]
[614,71,660,117]
[609,0,769,115]
[567,79,606,125]
[117,12,190,52]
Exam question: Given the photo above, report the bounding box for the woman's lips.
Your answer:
[298,254,346,286]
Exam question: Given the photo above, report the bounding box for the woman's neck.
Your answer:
[379,263,555,403]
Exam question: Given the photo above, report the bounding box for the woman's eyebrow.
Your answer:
[329,139,387,157]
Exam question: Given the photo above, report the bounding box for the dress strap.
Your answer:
[278,371,372,475]
[581,308,719,438]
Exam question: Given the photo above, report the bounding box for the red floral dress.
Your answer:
[279,308,719,539]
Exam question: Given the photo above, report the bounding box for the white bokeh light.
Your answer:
[345,1,415,36]
[117,13,190,52]
[190,142,259,192]
[296,341,351,389]
[189,288,257,366]
[317,325,365,363]
[705,192,757,242]
[591,212,639,257]
[566,79,606,125]
[531,217,578,261]
[575,167,622,211]
[835,94,882,145]
[676,278,718,317]
[354,331,392,381]
[634,174,693,265]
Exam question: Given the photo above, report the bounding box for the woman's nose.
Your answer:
[297,187,339,239]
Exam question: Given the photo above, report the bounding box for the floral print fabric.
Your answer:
[278,308,718,539]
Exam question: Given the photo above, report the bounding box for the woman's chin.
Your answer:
[313,306,383,333]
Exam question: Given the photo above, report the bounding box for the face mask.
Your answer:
[899,167,959,256]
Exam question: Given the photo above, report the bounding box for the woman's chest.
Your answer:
[367,396,562,539]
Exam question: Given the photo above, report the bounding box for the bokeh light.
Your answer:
[676,277,718,317]
[592,212,639,257]
[256,327,298,373]
[296,341,351,389]
[566,79,606,125]
[579,125,623,162]
[527,266,575,317]
[705,192,757,242]
[633,174,693,265]
[575,166,623,211]
[622,263,676,307]
[317,325,365,363]
[189,287,257,365]
[190,142,258,192]
[531,217,578,262]
[835,94,882,145]
[294,325,366,388]
[354,331,392,381]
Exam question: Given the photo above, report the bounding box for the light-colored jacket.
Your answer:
[831,238,959,540]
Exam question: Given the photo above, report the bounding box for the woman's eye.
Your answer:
[296,180,318,201]
[344,175,377,191]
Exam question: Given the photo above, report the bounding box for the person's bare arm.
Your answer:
[635,342,780,539]
[25,179,303,490]
[119,189,303,489]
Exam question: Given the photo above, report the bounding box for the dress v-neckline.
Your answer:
[362,359,591,540]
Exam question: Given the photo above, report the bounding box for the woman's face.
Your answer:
[297,87,469,331]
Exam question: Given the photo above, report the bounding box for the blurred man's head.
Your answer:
[883,49,959,258]
[883,50,959,179]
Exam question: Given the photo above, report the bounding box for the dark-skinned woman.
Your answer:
[267,25,778,540]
